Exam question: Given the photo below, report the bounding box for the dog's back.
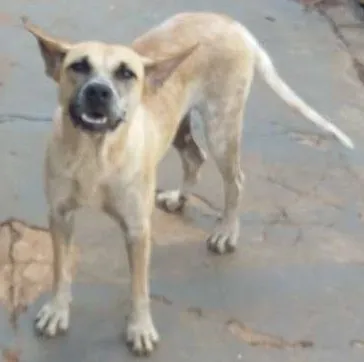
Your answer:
[133,12,353,149]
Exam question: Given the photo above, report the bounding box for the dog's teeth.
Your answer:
[81,114,107,124]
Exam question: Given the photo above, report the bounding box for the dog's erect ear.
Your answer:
[142,43,199,91]
[22,16,72,82]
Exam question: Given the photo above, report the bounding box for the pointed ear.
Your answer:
[142,43,199,91]
[22,16,72,82]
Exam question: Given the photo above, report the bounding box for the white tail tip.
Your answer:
[338,134,354,149]
[327,123,354,149]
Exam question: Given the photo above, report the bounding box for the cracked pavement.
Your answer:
[1,0,364,361]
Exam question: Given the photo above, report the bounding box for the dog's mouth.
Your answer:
[69,103,124,132]
[81,112,108,125]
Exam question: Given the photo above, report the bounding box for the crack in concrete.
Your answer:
[295,0,364,86]
[338,152,364,187]
[0,220,24,362]
[261,171,343,211]
[271,120,334,150]
[296,0,342,10]
[151,293,315,350]
[337,152,364,221]
[258,157,343,242]
[0,219,79,361]
[226,318,314,349]
[0,114,51,125]
[319,8,364,86]
[0,219,80,360]
[4,221,25,330]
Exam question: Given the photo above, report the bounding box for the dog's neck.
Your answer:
[52,105,148,171]
[51,106,132,167]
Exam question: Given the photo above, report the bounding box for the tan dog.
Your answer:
[23,12,353,355]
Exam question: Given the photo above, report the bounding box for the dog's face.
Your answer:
[23,18,197,133]
[61,42,146,132]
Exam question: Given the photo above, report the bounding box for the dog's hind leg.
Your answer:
[203,107,245,254]
[156,112,206,212]
[200,67,253,254]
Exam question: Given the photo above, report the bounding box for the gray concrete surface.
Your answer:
[1,0,364,361]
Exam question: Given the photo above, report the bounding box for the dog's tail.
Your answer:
[243,28,354,149]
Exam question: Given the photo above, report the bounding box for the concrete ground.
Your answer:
[1,0,364,361]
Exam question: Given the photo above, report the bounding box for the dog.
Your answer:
[23,12,354,355]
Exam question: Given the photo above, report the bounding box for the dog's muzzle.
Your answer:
[69,79,125,132]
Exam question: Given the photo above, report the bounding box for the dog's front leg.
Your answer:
[124,217,159,355]
[35,206,75,336]
[105,181,159,355]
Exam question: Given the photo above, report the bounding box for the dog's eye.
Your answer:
[115,63,136,80]
[69,57,91,74]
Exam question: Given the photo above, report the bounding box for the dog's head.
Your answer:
[23,17,197,133]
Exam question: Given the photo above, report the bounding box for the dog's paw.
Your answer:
[156,189,186,213]
[207,221,239,254]
[126,315,159,356]
[35,301,70,337]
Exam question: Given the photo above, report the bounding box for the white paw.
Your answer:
[156,189,186,212]
[35,301,70,337]
[126,315,159,355]
[207,220,239,254]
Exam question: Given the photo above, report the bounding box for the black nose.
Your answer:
[84,82,112,105]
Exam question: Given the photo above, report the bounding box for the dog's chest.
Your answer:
[53,143,141,208]
[71,157,105,205]
[48,116,147,208]
[55,143,109,207]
